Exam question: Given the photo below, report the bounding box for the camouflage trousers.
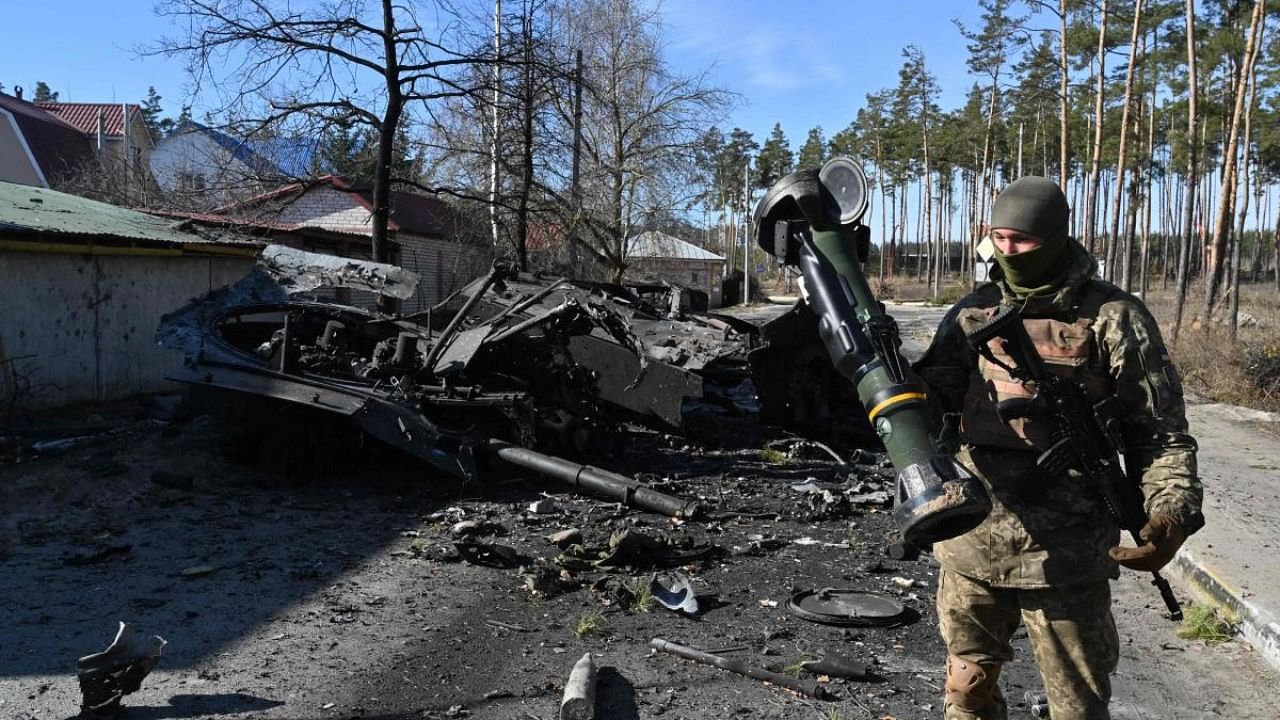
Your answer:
[936,569,1119,720]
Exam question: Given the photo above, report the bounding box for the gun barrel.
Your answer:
[486,440,701,519]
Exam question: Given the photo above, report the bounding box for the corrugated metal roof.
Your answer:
[627,231,725,261]
[0,181,262,249]
[36,102,140,137]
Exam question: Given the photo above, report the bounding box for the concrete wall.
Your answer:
[0,250,253,409]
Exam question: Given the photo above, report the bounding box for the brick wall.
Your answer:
[272,186,374,233]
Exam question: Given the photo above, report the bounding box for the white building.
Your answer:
[626,231,727,308]
[149,121,307,206]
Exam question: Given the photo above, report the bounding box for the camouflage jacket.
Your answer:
[913,240,1203,588]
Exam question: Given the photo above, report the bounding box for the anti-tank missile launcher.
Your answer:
[752,157,991,547]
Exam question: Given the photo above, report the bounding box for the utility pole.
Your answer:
[490,0,502,254]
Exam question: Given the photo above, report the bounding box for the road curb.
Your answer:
[1167,547,1280,674]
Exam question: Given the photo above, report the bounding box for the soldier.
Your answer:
[913,176,1203,720]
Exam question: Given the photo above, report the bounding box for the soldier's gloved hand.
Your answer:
[1108,513,1186,572]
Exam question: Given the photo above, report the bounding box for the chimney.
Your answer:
[13,85,22,100]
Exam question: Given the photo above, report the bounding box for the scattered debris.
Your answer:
[801,652,873,681]
[451,520,504,537]
[528,498,560,514]
[559,653,598,720]
[180,565,217,578]
[649,637,833,700]
[594,529,717,568]
[792,537,849,549]
[546,528,583,548]
[454,541,522,569]
[523,565,581,598]
[76,622,166,719]
[786,588,908,627]
[650,573,700,616]
[482,619,528,633]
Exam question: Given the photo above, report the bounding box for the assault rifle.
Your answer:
[964,303,1183,620]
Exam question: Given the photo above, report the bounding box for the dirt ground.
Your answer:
[1,302,1277,720]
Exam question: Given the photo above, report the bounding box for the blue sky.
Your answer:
[658,0,1014,146]
[0,0,1027,149]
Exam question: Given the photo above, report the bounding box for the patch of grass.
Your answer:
[782,654,815,678]
[758,448,790,464]
[822,707,845,720]
[574,609,606,638]
[621,576,654,613]
[1143,284,1280,413]
[1177,603,1237,644]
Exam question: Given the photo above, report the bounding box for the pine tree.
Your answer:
[33,81,58,102]
[141,87,166,141]
[796,126,826,169]
[755,123,793,189]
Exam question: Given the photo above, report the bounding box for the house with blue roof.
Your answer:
[149,121,316,207]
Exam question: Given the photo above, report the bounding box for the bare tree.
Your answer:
[152,0,496,308]
[550,0,730,281]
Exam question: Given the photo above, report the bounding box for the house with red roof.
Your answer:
[0,90,93,189]
[37,98,153,198]
[146,175,491,312]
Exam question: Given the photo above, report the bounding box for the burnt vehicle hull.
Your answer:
[158,247,858,495]
[424,273,759,430]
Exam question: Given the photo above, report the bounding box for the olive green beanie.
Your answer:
[990,176,1071,296]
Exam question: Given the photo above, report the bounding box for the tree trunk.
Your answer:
[1083,0,1109,256]
[490,0,502,259]
[876,138,887,283]
[924,127,935,297]
[1059,0,1070,187]
[1108,0,1144,291]
[1203,0,1264,325]
[371,0,403,313]
[1274,205,1280,293]
[974,83,999,290]
[1171,0,1198,341]
[1230,25,1264,339]
[514,8,535,272]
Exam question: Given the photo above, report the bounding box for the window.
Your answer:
[177,171,207,193]
[691,271,700,285]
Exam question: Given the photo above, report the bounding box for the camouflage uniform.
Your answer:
[913,240,1203,720]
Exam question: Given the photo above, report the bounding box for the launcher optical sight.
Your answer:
[753,157,991,547]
